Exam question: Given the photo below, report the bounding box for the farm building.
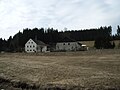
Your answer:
[56,42,82,51]
[56,37,88,51]
[25,39,49,53]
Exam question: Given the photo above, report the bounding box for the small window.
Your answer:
[63,43,65,45]
[33,49,36,52]
[30,49,32,51]
[31,42,33,44]
[27,46,29,48]
[30,46,31,48]
[28,42,30,44]
[68,43,70,45]
[27,50,29,51]
[33,45,35,47]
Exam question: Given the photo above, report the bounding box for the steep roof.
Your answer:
[77,42,82,46]
[35,40,47,46]
[26,38,48,46]
[28,38,47,46]
[59,37,76,42]
[57,37,83,46]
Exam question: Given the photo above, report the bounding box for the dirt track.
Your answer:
[0,49,120,90]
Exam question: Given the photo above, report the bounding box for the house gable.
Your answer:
[25,39,37,52]
[25,39,36,45]
[25,38,48,53]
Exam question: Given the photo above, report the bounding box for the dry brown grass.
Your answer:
[80,40,120,48]
[0,49,120,89]
[114,40,120,48]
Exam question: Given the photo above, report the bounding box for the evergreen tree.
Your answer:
[117,25,120,36]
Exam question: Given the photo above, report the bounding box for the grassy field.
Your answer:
[80,40,120,48]
[0,49,120,89]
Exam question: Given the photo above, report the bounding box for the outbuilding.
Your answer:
[56,37,83,51]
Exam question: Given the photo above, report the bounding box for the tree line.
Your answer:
[0,25,120,52]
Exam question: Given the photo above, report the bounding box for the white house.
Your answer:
[25,39,48,53]
[56,42,82,51]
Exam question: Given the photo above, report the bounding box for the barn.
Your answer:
[56,37,85,51]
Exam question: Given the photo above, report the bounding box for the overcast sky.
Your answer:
[0,0,120,39]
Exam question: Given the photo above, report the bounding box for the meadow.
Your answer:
[0,49,120,90]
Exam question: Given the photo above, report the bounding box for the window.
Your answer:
[30,49,32,51]
[31,42,33,44]
[27,50,29,51]
[33,45,35,47]
[68,43,70,45]
[30,46,31,48]
[27,46,29,48]
[63,43,65,45]
[33,49,36,52]
[28,42,30,44]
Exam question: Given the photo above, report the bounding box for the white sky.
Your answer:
[0,0,120,39]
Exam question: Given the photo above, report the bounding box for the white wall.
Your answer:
[25,39,37,53]
[25,39,48,53]
[56,42,81,51]
[42,46,47,52]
